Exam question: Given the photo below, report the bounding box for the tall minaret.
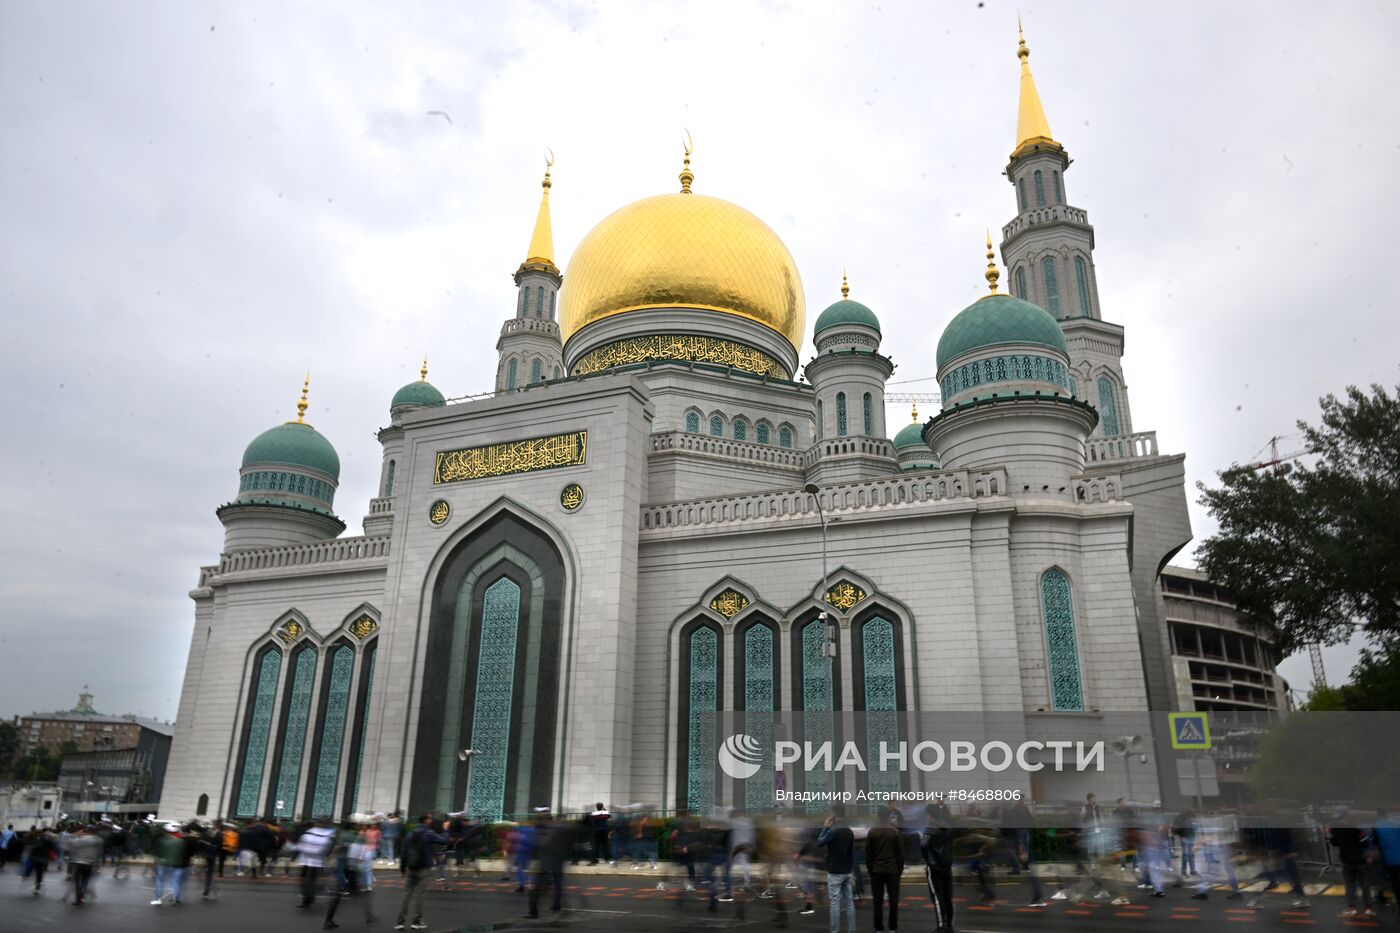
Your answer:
[998,21,1133,437]
[495,155,564,392]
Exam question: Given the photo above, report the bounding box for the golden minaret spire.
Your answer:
[420,354,429,382]
[679,129,694,194]
[841,270,850,299]
[294,372,310,424]
[911,401,919,423]
[523,150,556,271]
[1013,17,1061,159]
[983,230,1001,295]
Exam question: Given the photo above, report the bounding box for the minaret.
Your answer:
[495,154,565,392]
[998,21,1133,437]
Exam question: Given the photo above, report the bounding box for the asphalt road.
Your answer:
[1,865,1388,932]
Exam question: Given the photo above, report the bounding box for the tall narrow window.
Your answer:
[779,425,793,449]
[685,411,700,433]
[310,644,354,818]
[1018,178,1027,211]
[1070,376,1079,398]
[530,359,542,384]
[816,401,824,439]
[1096,376,1121,436]
[271,646,316,818]
[548,290,555,318]
[384,460,396,497]
[863,617,900,795]
[1041,257,1061,316]
[1074,256,1091,317]
[1015,266,1027,299]
[733,418,748,441]
[800,619,834,805]
[234,647,282,817]
[757,423,770,445]
[742,623,775,811]
[468,577,522,821]
[709,415,723,437]
[686,626,719,812]
[1052,170,1062,203]
[552,366,560,380]
[197,794,209,815]
[836,393,848,436]
[347,643,376,814]
[862,393,873,435]
[534,287,544,317]
[1034,169,1046,206]
[1041,569,1084,711]
[506,359,517,391]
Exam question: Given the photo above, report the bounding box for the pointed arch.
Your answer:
[778,423,794,449]
[1041,567,1085,711]
[530,358,542,384]
[306,638,355,818]
[1041,256,1061,316]
[1096,375,1121,436]
[1034,169,1046,206]
[1074,255,1092,318]
[852,605,905,795]
[232,643,283,817]
[708,411,726,437]
[755,419,773,445]
[732,416,749,441]
[684,408,702,434]
[506,358,518,391]
[267,643,317,818]
[676,617,723,813]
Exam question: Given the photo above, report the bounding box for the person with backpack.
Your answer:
[397,813,448,931]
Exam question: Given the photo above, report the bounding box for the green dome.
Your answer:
[241,422,340,479]
[813,298,880,335]
[893,421,930,450]
[936,294,1068,369]
[391,380,445,410]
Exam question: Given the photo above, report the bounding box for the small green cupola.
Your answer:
[893,402,939,472]
[240,376,341,480]
[391,355,446,413]
[813,272,881,354]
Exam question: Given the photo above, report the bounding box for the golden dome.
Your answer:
[559,192,805,348]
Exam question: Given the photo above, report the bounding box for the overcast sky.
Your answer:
[2,2,1395,721]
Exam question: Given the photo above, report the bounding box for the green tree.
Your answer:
[14,745,61,782]
[1197,382,1400,656]
[0,721,18,776]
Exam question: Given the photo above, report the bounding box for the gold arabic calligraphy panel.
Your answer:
[824,581,867,612]
[571,335,788,379]
[709,588,750,619]
[434,431,587,485]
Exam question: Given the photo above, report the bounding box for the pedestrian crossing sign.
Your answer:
[1169,712,1211,750]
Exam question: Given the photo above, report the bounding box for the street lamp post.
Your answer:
[803,483,835,664]
[458,748,479,818]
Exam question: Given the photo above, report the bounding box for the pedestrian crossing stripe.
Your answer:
[1169,712,1211,749]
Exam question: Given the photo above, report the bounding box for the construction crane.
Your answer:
[1240,436,1326,688]
[885,391,941,406]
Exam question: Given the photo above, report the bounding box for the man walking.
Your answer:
[296,818,337,907]
[68,824,104,906]
[528,810,572,918]
[865,806,904,933]
[396,813,447,931]
[921,802,955,933]
[816,804,856,933]
[0,824,15,872]
[588,803,610,865]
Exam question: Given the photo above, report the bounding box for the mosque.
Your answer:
[161,28,1212,821]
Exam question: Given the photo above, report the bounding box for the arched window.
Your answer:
[196,793,209,816]
[861,616,901,795]
[738,620,776,811]
[552,366,560,380]
[779,425,794,449]
[1041,256,1061,316]
[862,393,873,435]
[518,288,527,315]
[234,646,282,817]
[685,411,700,433]
[466,577,522,821]
[548,290,555,318]
[836,393,848,436]
[1018,178,1027,211]
[682,624,721,813]
[733,418,748,441]
[345,642,377,815]
[1041,569,1084,711]
[709,414,723,437]
[796,617,836,805]
[1096,376,1121,436]
[1015,266,1027,299]
[506,359,517,391]
[1052,170,1063,203]
[1034,169,1046,206]
[534,287,544,317]
[1070,376,1079,398]
[270,645,317,818]
[1074,256,1091,317]
[309,643,354,818]
[530,359,542,384]
[385,460,396,497]
[756,422,771,445]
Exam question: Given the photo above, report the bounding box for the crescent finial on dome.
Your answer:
[294,372,310,424]
[679,129,694,194]
[983,230,1001,296]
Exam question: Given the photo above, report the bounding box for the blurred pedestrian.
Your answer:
[865,806,904,933]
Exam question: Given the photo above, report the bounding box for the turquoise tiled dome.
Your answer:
[813,298,880,335]
[241,422,340,479]
[893,421,929,450]
[936,294,1068,370]
[391,380,445,410]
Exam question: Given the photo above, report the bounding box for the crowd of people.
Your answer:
[4,796,1400,932]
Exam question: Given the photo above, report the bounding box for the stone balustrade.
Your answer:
[1072,473,1124,503]
[500,318,560,337]
[1002,205,1089,240]
[800,436,897,468]
[213,534,391,576]
[649,430,806,468]
[1086,430,1159,464]
[368,496,393,514]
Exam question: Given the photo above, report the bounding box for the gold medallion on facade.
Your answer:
[560,483,585,511]
[709,588,750,619]
[825,581,867,611]
[429,499,451,525]
[349,616,378,640]
[275,620,303,644]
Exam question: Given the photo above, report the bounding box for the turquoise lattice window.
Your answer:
[1015,266,1027,299]
[549,290,555,318]
[385,461,395,497]
[801,619,833,808]
[743,624,775,811]
[733,418,748,441]
[235,648,282,817]
[348,644,375,814]
[1041,257,1061,316]
[942,354,1071,397]
[1053,170,1062,203]
[1041,569,1084,711]
[1034,170,1046,206]
[686,626,719,812]
[779,425,793,449]
[836,393,848,436]
[863,393,873,435]
[530,359,542,384]
[863,617,900,796]
[709,414,724,436]
[757,423,770,445]
[1070,376,1079,398]
[1018,178,1027,211]
[468,577,521,822]
[506,359,517,390]
[518,288,527,315]
[534,287,544,317]
[685,411,700,433]
[1096,376,1121,436]
[273,647,316,818]
[1075,256,1091,317]
[310,644,354,818]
